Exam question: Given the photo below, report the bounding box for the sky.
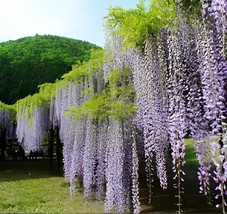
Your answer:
[0,0,139,47]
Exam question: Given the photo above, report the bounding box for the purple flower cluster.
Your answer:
[198,2,227,209]
[0,108,16,141]
[0,109,10,130]
[105,120,132,213]
[131,128,141,214]
[202,0,227,22]
[83,119,97,199]
[69,119,86,196]
[16,106,49,152]
[133,42,169,191]
[95,121,108,200]
[211,141,227,212]
[195,141,212,196]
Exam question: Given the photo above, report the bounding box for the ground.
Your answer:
[0,159,104,213]
[139,138,220,213]
[0,139,223,213]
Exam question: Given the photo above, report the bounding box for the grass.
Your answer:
[0,139,217,214]
[0,160,104,213]
[140,138,219,213]
[184,137,199,167]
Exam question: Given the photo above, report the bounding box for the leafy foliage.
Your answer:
[0,101,16,122]
[16,82,56,122]
[181,0,202,18]
[66,67,136,121]
[0,35,101,104]
[105,0,204,50]
[62,49,104,83]
[105,0,176,49]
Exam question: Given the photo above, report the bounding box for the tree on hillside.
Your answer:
[0,35,101,104]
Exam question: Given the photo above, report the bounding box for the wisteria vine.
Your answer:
[1,1,225,214]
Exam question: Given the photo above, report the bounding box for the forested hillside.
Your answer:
[0,35,101,104]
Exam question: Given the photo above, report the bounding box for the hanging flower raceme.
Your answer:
[131,127,141,214]
[95,120,108,201]
[63,121,77,182]
[133,39,169,191]
[211,141,227,212]
[105,120,132,213]
[0,109,10,130]
[69,119,86,196]
[198,2,227,211]
[56,82,85,182]
[195,141,212,197]
[167,26,190,212]
[16,104,49,152]
[0,103,16,150]
[83,119,98,199]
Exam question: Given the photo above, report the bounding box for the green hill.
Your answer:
[0,35,101,104]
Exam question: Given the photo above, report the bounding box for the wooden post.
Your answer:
[55,126,62,173]
[0,128,6,161]
[48,127,54,169]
